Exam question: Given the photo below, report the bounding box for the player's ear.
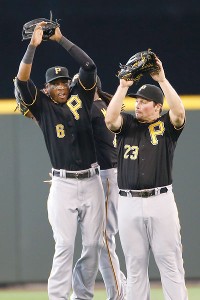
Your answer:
[155,103,162,113]
[155,103,160,111]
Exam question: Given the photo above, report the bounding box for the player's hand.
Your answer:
[150,57,166,83]
[30,21,46,47]
[49,26,62,42]
[119,78,134,88]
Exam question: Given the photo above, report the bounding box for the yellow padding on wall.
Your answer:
[0,96,200,114]
[0,100,18,114]
[124,95,200,111]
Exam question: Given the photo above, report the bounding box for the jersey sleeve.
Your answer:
[78,67,97,92]
[15,78,43,121]
[64,37,97,93]
[118,113,135,134]
[71,67,97,110]
[15,78,38,105]
[163,111,185,141]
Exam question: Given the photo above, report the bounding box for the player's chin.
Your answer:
[135,114,145,122]
[135,112,142,119]
[56,96,68,104]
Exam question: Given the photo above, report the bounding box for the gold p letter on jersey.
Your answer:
[55,67,61,74]
[148,120,165,145]
[67,95,82,120]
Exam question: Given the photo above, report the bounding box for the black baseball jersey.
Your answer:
[91,100,117,170]
[116,112,184,190]
[16,68,97,171]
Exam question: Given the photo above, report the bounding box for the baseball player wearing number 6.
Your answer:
[15,22,105,300]
[105,56,188,300]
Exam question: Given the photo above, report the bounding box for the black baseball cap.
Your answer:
[45,66,72,83]
[128,84,164,105]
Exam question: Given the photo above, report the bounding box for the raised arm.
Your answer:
[18,22,96,83]
[49,26,96,72]
[151,57,185,128]
[105,79,133,131]
[17,21,46,81]
[50,27,96,89]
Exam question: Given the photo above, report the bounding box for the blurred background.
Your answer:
[0,0,200,286]
[1,0,200,97]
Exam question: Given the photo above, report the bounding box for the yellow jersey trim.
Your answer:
[78,78,97,91]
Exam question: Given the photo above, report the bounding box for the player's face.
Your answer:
[47,79,70,104]
[135,97,160,122]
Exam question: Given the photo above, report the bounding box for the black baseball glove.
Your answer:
[117,49,160,82]
[22,11,60,41]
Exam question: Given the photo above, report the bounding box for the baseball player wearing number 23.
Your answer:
[15,22,105,300]
[105,55,188,300]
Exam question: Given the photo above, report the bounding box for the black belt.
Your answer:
[53,168,99,179]
[112,162,117,168]
[119,187,168,198]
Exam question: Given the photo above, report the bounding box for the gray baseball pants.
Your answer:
[118,185,188,300]
[47,167,105,300]
[99,168,126,300]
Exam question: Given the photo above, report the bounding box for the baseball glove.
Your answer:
[117,49,160,82]
[22,11,60,41]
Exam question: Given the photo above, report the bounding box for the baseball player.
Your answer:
[91,77,126,300]
[105,56,188,300]
[15,21,105,300]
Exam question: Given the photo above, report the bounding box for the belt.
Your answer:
[119,187,168,198]
[53,167,99,179]
[112,162,117,168]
